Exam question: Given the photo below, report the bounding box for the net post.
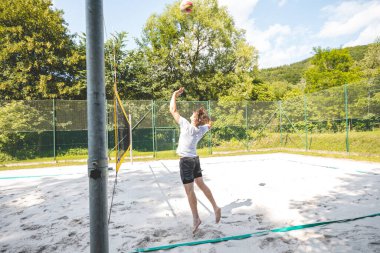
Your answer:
[85,0,109,252]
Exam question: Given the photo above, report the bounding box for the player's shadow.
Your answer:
[222,199,252,214]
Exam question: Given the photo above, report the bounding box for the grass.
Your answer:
[245,130,380,154]
[1,130,379,171]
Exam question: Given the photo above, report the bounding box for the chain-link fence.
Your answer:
[0,83,379,162]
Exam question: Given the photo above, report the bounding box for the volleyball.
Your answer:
[180,0,193,13]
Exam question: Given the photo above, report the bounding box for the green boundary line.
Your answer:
[131,212,380,252]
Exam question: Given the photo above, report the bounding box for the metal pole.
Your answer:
[129,114,133,164]
[245,103,249,151]
[152,100,156,158]
[86,0,109,252]
[172,128,176,154]
[208,100,212,155]
[279,101,283,146]
[52,99,56,161]
[304,95,308,151]
[344,84,350,153]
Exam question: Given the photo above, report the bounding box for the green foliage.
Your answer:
[359,39,380,81]
[259,44,371,85]
[137,0,258,100]
[211,100,248,142]
[304,47,362,92]
[258,44,376,99]
[104,32,155,100]
[0,0,86,99]
[0,101,47,160]
[259,60,310,85]
[105,32,128,99]
[346,44,369,62]
[57,148,87,157]
[0,152,13,162]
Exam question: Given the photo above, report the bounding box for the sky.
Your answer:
[52,0,380,69]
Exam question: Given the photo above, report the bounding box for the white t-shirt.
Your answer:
[176,116,209,157]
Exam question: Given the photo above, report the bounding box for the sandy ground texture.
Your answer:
[1,153,380,253]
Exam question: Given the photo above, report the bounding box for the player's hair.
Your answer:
[194,107,210,127]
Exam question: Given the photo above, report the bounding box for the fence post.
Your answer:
[52,98,56,161]
[304,95,308,151]
[172,128,176,154]
[152,100,156,158]
[279,101,283,146]
[344,84,350,153]
[129,114,133,164]
[245,103,249,151]
[208,100,212,155]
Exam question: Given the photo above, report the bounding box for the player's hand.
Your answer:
[174,87,184,97]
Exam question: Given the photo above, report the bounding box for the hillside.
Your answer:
[259,44,370,85]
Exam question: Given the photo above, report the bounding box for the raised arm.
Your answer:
[169,87,184,124]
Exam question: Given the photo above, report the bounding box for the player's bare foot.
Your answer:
[193,218,201,234]
[215,207,221,223]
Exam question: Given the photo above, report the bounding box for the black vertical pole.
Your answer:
[86,0,109,252]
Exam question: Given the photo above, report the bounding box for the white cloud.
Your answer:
[217,0,314,68]
[259,45,311,69]
[277,0,287,7]
[248,24,314,68]
[345,23,380,46]
[248,24,291,52]
[217,0,259,28]
[252,25,314,68]
[218,0,301,68]
[319,0,380,40]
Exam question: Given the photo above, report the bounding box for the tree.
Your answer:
[0,101,47,160]
[0,0,86,100]
[304,47,362,93]
[360,38,380,82]
[105,32,129,99]
[358,38,380,121]
[259,61,309,86]
[137,0,258,100]
[104,32,154,100]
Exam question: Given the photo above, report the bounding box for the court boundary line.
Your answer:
[131,212,380,252]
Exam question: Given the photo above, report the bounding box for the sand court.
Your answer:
[1,153,380,252]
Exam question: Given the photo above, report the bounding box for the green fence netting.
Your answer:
[0,83,379,162]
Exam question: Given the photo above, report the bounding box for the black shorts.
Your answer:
[179,156,203,184]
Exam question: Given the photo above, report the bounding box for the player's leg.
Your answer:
[183,182,201,233]
[193,157,221,223]
[180,157,201,233]
[194,177,221,223]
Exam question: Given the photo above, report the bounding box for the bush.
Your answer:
[0,152,13,162]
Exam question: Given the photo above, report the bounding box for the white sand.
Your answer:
[1,153,380,253]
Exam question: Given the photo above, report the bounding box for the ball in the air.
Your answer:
[180,0,193,13]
